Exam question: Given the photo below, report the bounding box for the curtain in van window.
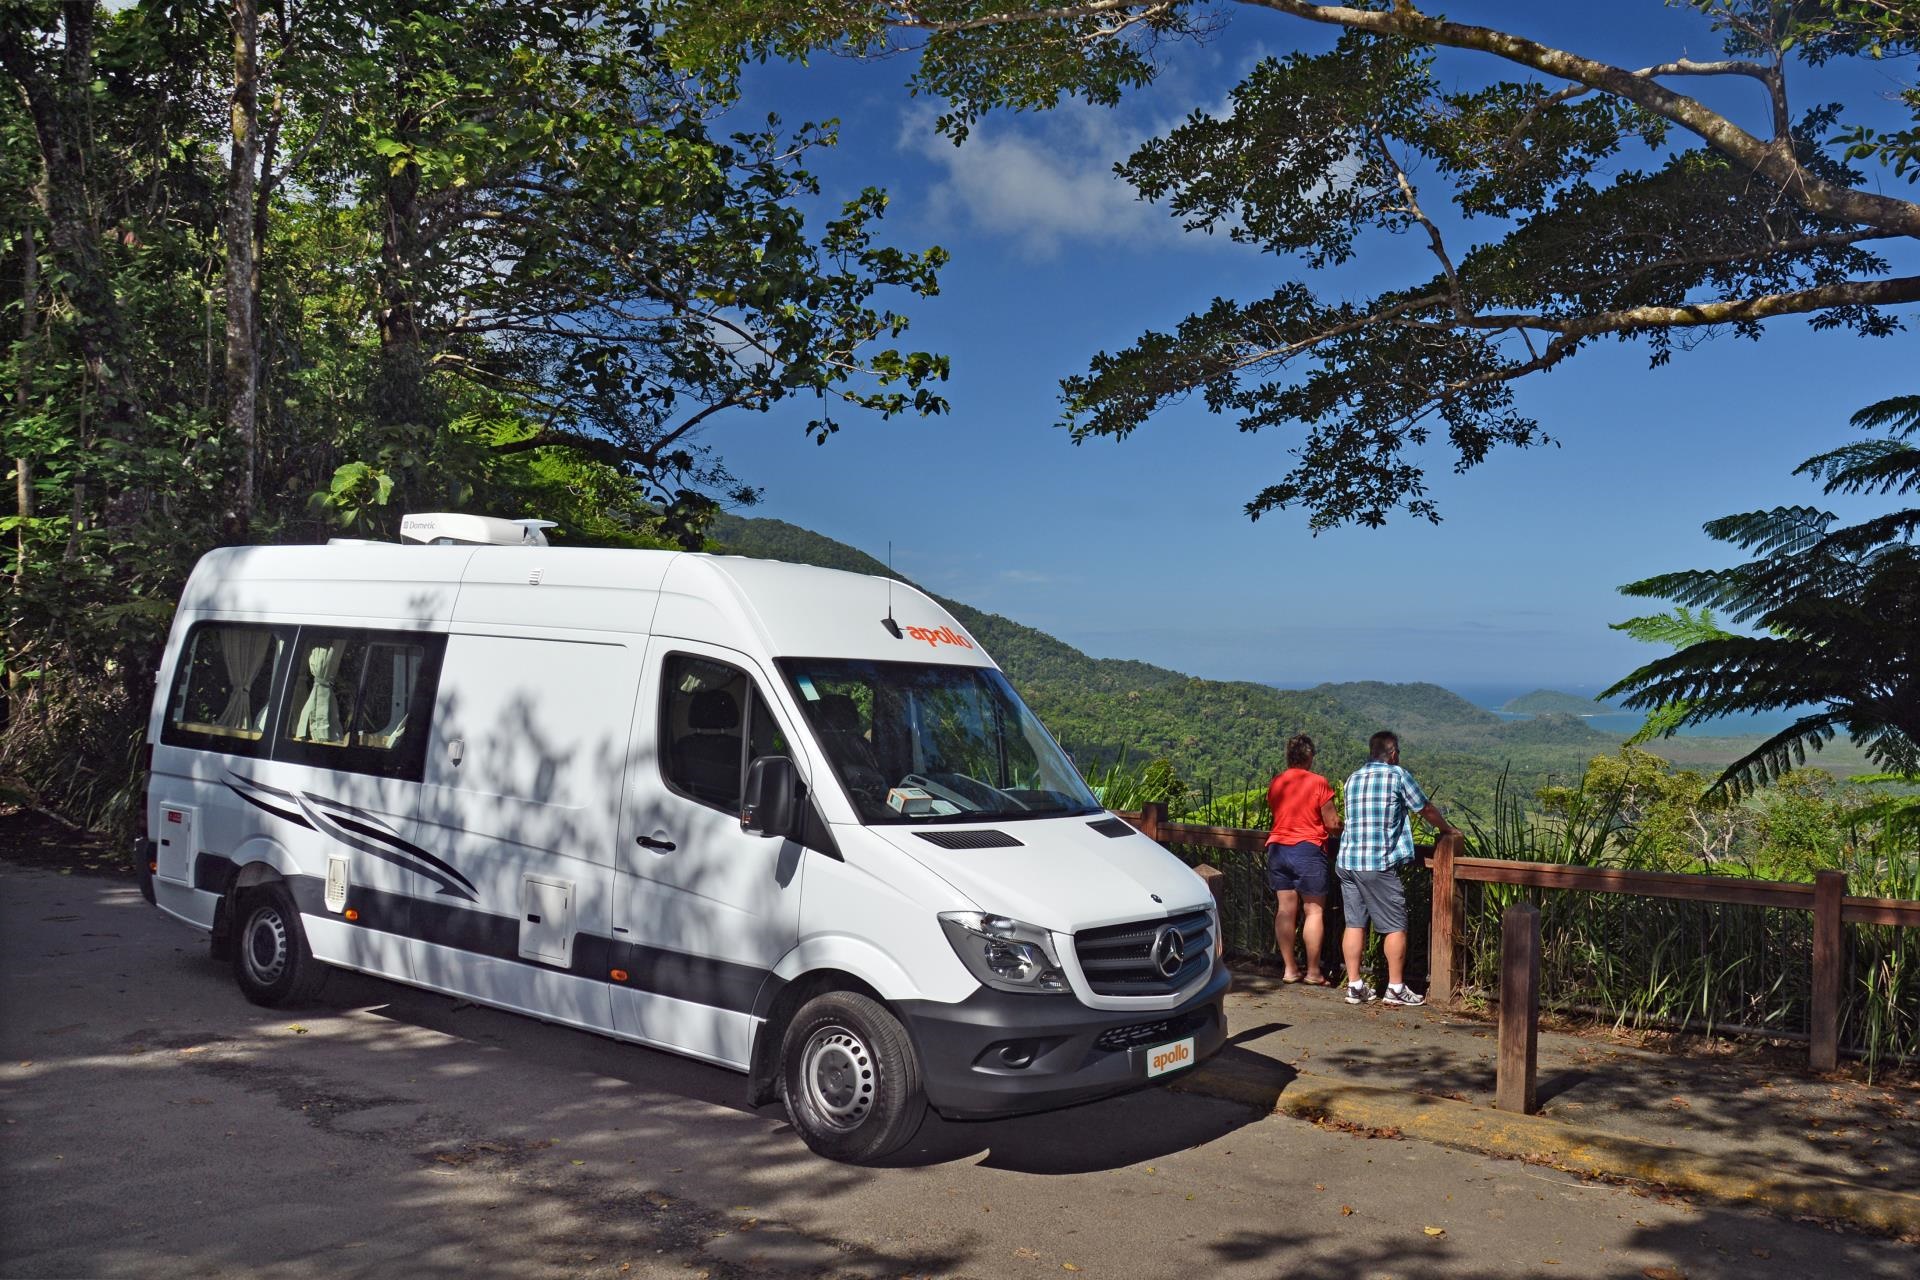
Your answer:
[215,628,275,729]
[294,642,351,742]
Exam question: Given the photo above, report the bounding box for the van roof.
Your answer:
[177,543,993,669]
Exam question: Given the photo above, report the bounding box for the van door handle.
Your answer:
[636,835,676,852]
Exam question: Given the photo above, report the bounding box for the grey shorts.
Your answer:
[1337,867,1409,934]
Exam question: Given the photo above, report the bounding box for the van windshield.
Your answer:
[777,658,1102,825]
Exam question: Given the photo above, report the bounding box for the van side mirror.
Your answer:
[741,756,800,838]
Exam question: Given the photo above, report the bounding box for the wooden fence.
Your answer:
[1121,802,1920,1072]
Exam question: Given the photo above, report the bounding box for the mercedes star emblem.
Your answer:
[1150,925,1185,978]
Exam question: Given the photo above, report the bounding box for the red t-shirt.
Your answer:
[1267,767,1333,847]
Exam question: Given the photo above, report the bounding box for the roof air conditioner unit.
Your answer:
[398,513,556,547]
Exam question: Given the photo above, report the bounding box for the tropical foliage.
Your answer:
[1606,393,1920,796]
[1,1,947,827]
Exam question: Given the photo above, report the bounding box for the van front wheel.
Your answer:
[780,991,926,1163]
[232,884,328,1007]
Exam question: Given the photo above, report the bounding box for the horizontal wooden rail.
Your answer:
[1843,895,1920,927]
[1445,856,1814,910]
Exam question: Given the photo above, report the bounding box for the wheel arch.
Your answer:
[209,843,298,959]
[746,967,886,1108]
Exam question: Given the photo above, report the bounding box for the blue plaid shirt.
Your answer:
[1338,761,1430,872]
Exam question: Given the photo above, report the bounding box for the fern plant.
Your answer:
[1605,392,1920,797]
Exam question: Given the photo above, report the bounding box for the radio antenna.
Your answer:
[882,539,902,638]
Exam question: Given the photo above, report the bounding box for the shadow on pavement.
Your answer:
[337,962,1272,1176]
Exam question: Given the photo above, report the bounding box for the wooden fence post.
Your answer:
[1496,901,1541,1115]
[1196,864,1226,957]
[1428,831,1462,1006]
[1140,800,1166,845]
[1810,869,1846,1072]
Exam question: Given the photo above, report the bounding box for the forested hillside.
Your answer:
[709,514,1607,814]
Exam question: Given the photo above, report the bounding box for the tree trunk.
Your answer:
[221,0,261,539]
[0,3,145,448]
[371,87,435,515]
[6,193,39,719]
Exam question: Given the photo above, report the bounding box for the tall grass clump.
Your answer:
[1459,772,1917,1072]
[1842,835,1920,1075]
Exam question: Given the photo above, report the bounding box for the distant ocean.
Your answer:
[1266,679,1804,739]
[1441,682,1802,739]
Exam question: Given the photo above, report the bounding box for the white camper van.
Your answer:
[142,515,1228,1161]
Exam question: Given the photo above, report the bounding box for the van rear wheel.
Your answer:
[780,991,926,1163]
[232,884,328,1007]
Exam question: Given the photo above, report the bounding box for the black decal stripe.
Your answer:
[281,876,767,1012]
[229,771,298,803]
[225,782,315,830]
[228,771,481,906]
[327,813,478,898]
[315,828,479,903]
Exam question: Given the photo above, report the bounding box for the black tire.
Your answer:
[231,884,328,1007]
[779,991,927,1163]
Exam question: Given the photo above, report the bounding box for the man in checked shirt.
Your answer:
[1338,731,1458,1007]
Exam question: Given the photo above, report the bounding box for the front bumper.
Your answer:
[896,963,1230,1120]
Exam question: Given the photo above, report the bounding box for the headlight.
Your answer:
[938,911,1069,994]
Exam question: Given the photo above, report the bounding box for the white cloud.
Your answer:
[899,104,1205,260]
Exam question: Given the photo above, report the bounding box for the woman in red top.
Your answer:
[1266,734,1343,984]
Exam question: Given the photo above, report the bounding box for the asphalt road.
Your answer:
[2,861,1914,1279]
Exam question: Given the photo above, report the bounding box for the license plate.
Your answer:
[1145,1036,1196,1078]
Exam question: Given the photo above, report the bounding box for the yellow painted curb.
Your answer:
[1174,1062,1920,1237]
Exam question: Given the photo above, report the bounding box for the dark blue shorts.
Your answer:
[1266,841,1330,897]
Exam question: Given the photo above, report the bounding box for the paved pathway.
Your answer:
[3,862,1916,1278]
[1209,972,1919,1191]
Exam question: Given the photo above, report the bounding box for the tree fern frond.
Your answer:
[1710,714,1842,799]
[1795,440,1920,497]
[1609,404,1920,800]
[1617,568,1753,612]
[1701,506,1833,557]
[1818,510,1920,551]
[1622,698,1691,745]
[1848,393,1920,439]
[1606,606,1728,650]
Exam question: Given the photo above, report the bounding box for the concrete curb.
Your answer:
[1174,1057,1920,1237]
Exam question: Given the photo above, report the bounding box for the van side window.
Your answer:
[161,623,290,756]
[277,629,445,780]
[661,654,790,812]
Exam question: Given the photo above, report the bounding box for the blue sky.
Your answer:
[711,3,1919,693]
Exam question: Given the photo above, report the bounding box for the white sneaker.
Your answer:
[1345,982,1377,1005]
[1382,984,1425,1007]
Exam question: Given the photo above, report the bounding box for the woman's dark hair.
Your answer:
[1285,734,1316,769]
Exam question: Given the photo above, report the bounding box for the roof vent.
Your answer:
[399,513,556,547]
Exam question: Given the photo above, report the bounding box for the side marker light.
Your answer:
[610,969,629,982]
[344,908,360,922]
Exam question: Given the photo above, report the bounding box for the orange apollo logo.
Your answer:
[901,624,974,650]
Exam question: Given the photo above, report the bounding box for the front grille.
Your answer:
[1073,909,1213,996]
[914,829,1023,850]
[1094,1009,1206,1053]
